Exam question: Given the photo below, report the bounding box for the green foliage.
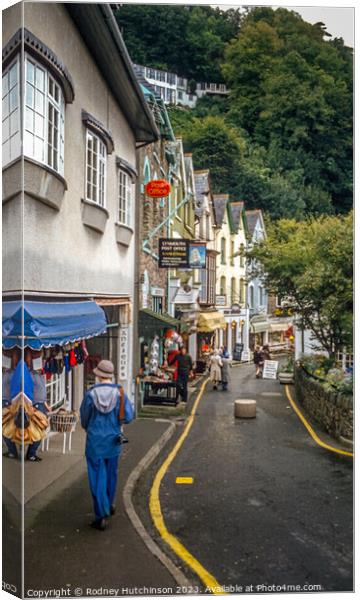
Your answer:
[116,5,353,219]
[222,7,353,213]
[115,5,241,82]
[248,212,353,357]
[299,355,353,395]
[180,115,245,195]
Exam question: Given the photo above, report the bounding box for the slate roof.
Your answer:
[194,170,210,218]
[227,201,244,234]
[212,194,229,227]
[245,209,262,238]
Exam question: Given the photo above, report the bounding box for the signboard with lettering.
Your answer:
[216,295,226,306]
[145,179,171,198]
[262,360,279,380]
[159,239,206,269]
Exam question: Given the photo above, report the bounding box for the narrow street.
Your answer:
[138,363,353,593]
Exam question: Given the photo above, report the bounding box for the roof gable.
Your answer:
[212,194,229,227]
[194,170,210,217]
[227,201,244,234]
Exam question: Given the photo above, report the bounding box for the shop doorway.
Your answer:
[84,305,119,390]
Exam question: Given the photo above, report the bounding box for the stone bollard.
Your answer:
[234,399,257,418]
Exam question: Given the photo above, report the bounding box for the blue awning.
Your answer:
[2,300,107,349]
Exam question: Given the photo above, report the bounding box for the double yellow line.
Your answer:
[149,377,226,594]
[285,385,353,458]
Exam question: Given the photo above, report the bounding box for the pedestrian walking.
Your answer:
[220,351,231,391]
[261,344,271,361]
[80,359,134,531]
[209,350,223,390]
[169,346,193,403]
[253,345,263,378]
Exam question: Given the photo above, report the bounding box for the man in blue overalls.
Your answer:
[80,359,134,531]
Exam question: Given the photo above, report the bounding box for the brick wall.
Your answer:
[138,141,169,311]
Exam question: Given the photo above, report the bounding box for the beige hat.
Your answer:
[93,359,114,379]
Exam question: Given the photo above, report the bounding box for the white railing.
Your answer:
[46,370,71,410]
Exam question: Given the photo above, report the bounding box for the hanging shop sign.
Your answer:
[145,179,171,198]
[159,239,207,269]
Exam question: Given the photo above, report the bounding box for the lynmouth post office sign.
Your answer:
[159,239,206,269]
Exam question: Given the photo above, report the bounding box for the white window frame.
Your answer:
[85,129,107,207]
[2,56,21,167]
[118,168,133,227]
[24,53,65,175]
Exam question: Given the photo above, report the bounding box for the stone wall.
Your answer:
[294,366,353,440]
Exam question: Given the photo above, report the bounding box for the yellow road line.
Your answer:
[176,477,194,484]
[285,385,353,458]
[149,377,227,594]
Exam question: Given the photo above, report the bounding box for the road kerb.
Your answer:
[123,419,191,588]
[149,378,228,595]
[285,385,353,458]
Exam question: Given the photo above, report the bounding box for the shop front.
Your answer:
[249,315,270,351]
[267,319,293,353]
[2,299,107,449]
[84,297,132,395]
[196,310,227,372]
[138,308,182,406]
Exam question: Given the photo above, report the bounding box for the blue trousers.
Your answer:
[86,455,119,520]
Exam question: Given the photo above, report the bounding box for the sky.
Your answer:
[213,3,355,47]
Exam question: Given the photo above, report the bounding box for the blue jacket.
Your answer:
[80,383,134,460]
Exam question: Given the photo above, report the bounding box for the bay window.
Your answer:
[2,53,65,175]
[2,58,20,166]
[86,130,107,207]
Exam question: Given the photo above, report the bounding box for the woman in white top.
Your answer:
[209,350,223,390]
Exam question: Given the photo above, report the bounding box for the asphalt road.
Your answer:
[154,363,353,593]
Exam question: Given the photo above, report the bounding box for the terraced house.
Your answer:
[214,195,250,360]
[2,2,158,407]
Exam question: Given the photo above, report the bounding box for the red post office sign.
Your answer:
[145,179,171,198]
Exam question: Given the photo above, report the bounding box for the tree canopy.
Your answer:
[247,212,353,357]
[116,5,353,219]
[222,7,353,214]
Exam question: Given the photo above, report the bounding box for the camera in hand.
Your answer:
[116,434,129,445]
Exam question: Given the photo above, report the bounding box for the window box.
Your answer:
[81,198,109,233]
[2,156,67,209]
[115,222,133,247]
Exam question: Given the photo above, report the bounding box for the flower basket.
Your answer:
[50,412,78,433]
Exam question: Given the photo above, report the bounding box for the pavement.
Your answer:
[3,418,181,598]
[135,363,353,593]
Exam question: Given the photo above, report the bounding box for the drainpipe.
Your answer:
[132,152,141,417]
